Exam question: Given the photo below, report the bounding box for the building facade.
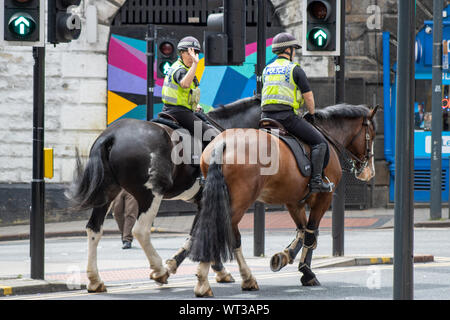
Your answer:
[0,0,438,224]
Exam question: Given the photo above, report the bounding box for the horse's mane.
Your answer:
[314,104,370,120]
[314,104,376,131]
[208,95,261,119]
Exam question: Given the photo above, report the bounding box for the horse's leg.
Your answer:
[86,203,111,293]
[270,203,307,272]
[166,236,234,282]
[211,261,235,283]
[166,236,191,274]
[166,195,234,283]
[298,227,320,286]
[232,225,259,291]
[166,193,201,274]
[131,189,169,285]
[298,194,332,286]
[194,261,213,297]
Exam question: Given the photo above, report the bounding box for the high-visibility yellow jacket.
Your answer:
[161,60,198,110]
[261,58,305,114]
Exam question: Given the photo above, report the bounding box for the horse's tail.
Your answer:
[189,141,235,262]
[65,135,115,211]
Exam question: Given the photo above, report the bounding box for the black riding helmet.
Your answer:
[177,36,202,54]
[272,32,301,60]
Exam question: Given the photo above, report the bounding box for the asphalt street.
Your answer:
[1,228,449,300]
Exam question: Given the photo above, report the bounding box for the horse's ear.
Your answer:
[370,104,381,119]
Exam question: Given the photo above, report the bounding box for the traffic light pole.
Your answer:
[253,0,266,257]
[430,0,444,220]
[31,46,45,280]
[393,0,415,300]
[332,0,346,257]
[146,24,155,121]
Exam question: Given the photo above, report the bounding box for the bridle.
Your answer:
[345,117,374,176]
[311,116,374,177]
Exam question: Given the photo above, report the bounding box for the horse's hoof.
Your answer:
[195,287,214,298]
[165,259,178,274]
[87,282,107,293]
[270,252,289,272]
[242,277,259,291]
[216,272,235,283]
[301,276,321,287]
[150,270,170,285]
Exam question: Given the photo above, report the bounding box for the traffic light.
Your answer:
[302,0,341,56]
[156,37,177,78]
[1,0,44,46]
[48,0,82,45]
[204,0,246,66]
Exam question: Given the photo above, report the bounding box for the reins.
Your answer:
[310,117,373,174]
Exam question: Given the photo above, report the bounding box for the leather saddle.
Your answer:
[152,111,215,167]
[152,111,215,131]
[259,118,312,177]
[151,112,182,130]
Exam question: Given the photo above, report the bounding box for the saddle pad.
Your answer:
[262,129,311,177]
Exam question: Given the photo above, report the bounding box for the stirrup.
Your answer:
[310,176,334,193]
[324,176,334,192]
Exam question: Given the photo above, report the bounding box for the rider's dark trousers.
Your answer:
[162,105,213,142]
[261,110,329,164]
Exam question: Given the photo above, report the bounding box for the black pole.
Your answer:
[31,46,45,280]
[253,0,266,257]
[332,0,346,257]
[393,0,415,300]
[430,0,443,220]
[146,24,155,121]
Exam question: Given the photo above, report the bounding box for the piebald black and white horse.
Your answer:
[66,96,261,292]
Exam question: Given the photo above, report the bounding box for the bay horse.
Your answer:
[188,104,379,297]
[66,95,262,293]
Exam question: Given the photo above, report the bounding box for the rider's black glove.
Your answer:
[303,112,315,124]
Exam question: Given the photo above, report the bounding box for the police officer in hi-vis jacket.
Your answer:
[261,32,331,193]
[161,36,216,150]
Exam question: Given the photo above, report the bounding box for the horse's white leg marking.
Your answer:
[194,261,213,297]
[234,246,259,290]
[234,247,252,281]
[132,194,167,278]
[86,227,105,292]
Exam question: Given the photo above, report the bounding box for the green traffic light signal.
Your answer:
[8,12,36,37]
[159,61,172,76]
[307,27,330,49]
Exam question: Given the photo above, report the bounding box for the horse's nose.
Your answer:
[356,167,375,182]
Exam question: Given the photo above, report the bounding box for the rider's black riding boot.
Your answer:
[309,143,331,193]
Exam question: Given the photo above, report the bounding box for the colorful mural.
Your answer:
[107,33,277,125]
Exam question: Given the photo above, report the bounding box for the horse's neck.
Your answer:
[317,118,361,148]
[208,101,261,129]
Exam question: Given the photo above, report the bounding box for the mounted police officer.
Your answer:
[161,36,216,149]
[261,32,331,193]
